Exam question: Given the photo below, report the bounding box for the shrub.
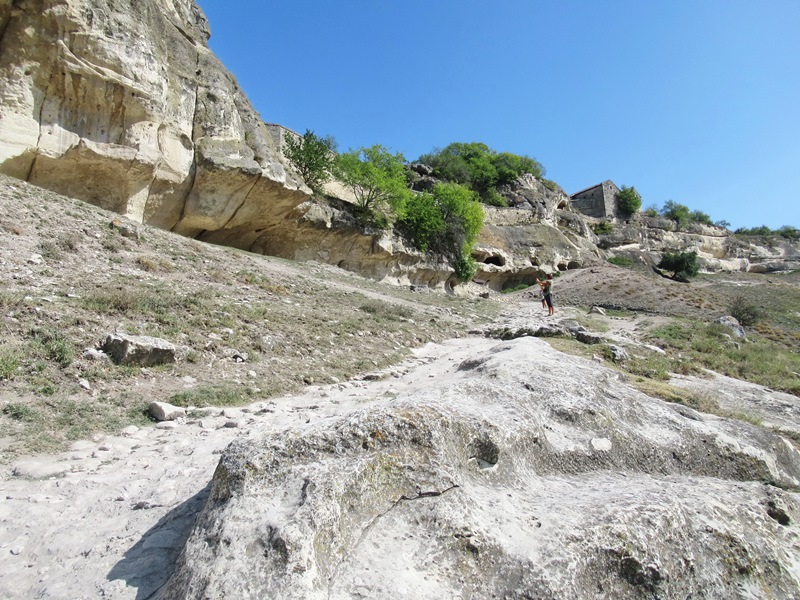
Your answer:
[541,179,559,191]
[643,205,659,217]
[617,186,642,215]
[397,182,484,276]
[730,295,763,327]
[453,255,478,282]
[283,129,336,194]
[416,142,545,204]
[661,200,691,228]
[657,250,698,280]
[593,222,613,235]
[396,193,444,252]
[690,210,714,226]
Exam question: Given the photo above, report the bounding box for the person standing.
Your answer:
[536,274,555,316]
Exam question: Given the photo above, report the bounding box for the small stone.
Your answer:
[148,401,186,422]
[591,438,613,452]
[156,421,178,430]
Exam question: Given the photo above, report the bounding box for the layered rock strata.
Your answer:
[0,0,308,246]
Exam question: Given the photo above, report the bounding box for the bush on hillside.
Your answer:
[662,200,692,228]
[657,250,698,280]
[729,295,763,327]
[735,225,799,240]
[398,182,484,280]
[608,256,634,267]
[416,142,545,205]
[593,222,613,235]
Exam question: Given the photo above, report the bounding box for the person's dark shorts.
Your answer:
[544,293,553,308]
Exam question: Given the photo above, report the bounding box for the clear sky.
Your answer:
[195,0,799,230]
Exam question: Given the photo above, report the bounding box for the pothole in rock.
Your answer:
[470,436,499,470]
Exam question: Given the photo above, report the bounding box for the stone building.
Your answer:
[570,180,620,218]
[265,123,300,153]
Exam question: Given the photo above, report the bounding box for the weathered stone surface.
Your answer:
[716,315,747,338]
[0,0,308,242]
[101,333,176,366]
[148,401,186,422]
[163,338,800,599]
[576,330,604,345]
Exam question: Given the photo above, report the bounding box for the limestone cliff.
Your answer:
[0,0,308,242]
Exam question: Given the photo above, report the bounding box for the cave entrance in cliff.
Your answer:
[473,251,506,267]
[483,255,505,267]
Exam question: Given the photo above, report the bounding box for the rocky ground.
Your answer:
[1,176,799,598]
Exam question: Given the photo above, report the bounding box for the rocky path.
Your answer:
[4,299,798,599]
[0,302,560,600]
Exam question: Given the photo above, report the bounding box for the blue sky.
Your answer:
[195,0,799,230]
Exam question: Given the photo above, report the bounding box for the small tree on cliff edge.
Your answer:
[617,185,642,215]
[333,145,411,225]
[283,129,337,195]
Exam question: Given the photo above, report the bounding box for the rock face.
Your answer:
[597,216,800,274]
[0,0,308,243]
[163,338,800,599]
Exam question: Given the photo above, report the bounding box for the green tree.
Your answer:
[662,200,691,228]
[657,250,698,281]
[396,193,444,252]
[690,210,714,226]
[333,145,411,222]
[617,185,642,215]
[417,142,544,205]
[283,129,336,194]
[397,182,484,281]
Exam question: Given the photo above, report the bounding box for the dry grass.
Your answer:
[0,176,499,458]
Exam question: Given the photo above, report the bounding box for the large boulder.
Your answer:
[162,338,800,599]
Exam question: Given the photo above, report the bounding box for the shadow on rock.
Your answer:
[107,482,211,600]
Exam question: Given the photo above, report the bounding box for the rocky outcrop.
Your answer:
[163,337,800,599]
[596,216,800,274]
[0,0,309,242]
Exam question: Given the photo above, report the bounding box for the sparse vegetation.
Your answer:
[0,176,500,457]
[608,256,634,267]
[593,222,613,235]
[642,319,800,396]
